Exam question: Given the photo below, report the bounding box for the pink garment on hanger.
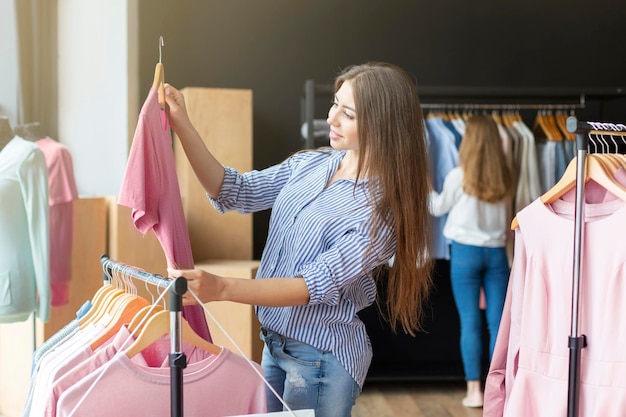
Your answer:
[117,87,211,342]
[44,324,214,417]
[36,137,78,307]
[484,176,626,416]
[56,348,266,417]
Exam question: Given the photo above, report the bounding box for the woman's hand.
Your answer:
[163,83,194,134]
[167,267,224,306]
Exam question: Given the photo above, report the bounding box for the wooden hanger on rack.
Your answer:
[153,35,166,110]
[89,292,151,350]
[78,285,125,329]
[511,153,626,229]
[127,304,165,335]
[124,309,222,357]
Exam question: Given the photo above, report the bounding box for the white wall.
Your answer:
[57,0,138,196]
[0,0,19,123]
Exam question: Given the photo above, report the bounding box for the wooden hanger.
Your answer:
[80,268,133,329]
[78,285,125,329]
[511,153,626,229]
[89,294,151,350]
[127,304,165,335]
[152,36,165,110]
[125,309,222,357]
[556,112,576,141]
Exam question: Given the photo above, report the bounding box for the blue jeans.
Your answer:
[450,241,509,380]
[260,328,360,417]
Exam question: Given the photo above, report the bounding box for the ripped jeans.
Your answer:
[260,327,360,417]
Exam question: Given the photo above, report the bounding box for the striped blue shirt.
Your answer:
[209,148,396,387]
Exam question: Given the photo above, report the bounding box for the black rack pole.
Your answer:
[99,254,188,417]
[565,117,590,417]
[169,277,188,417]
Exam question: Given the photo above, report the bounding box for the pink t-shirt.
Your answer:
[117,87,211,341]
[36,137,78,307]
[44,324,213,417]
[56,348,266,417]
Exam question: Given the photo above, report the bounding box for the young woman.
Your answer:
[429,113,514,408]
[165,62,434,417]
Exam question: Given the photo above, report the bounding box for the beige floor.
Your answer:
[353,380,484,417]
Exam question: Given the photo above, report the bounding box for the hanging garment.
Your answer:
[41,323,215,417]
[425,115,459,260]
[56,348,266,417]
[0,136,50,323]
[36,137,78,307]
[117,86,212,342]
[484,180,626,416]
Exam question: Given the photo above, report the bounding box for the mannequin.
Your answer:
[15,122,44,142]
[0,116,15,151]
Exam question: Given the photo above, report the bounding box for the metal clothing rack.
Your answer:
[300,79,626,149]
[99,254,188,417]
[563,116,626,417]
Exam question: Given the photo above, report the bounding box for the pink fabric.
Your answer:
[45,324,213,417]
[117,87,211,342]
[36,137,78,307]
[56,348,266,417]
[484,185,626,416]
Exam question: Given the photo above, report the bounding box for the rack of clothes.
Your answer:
[23,254,268,417]
[100,254,190,417]
[484,117,626,417]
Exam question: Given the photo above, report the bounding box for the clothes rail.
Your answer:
[420,103,584,110]
[99,254,187,417]
[563,116,626,417]
[562,116,590,417]
[300,79,626,149]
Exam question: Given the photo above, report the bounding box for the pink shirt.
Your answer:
[44,324,213,417]
[484,179,626,416]
[56,348,266,417]
[36,137,78,306]
[117,87,211,341]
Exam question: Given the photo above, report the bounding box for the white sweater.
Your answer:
[429,167,508,247]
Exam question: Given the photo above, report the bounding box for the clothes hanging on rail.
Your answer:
[425,114,458,260]
[35,137,78,307]
[35,323,216,417]
[425,110,542,260]
[117,86,212,342]
[0,135,50,323]
[56,347,266,417]
[532,112,575,195]
[484,172,626,416]
[24,254,269,417]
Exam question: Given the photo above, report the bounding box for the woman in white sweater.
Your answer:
[429,113,514,408]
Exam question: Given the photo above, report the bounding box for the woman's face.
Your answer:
[327,81,359,152]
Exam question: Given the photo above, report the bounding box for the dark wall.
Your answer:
[137,0,625,258]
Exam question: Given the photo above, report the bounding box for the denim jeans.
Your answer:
[260,328,360,417]
[450,241,510,380]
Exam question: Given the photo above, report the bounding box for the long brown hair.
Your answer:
[459,114,514,202]
[335,62,434,335]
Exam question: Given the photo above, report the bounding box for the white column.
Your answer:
[57,0,138,196]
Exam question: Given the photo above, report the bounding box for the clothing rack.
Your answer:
[563,116,626,417]
[300,79,626,149]
[99,254,188,417]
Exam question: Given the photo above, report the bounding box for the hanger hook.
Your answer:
[158,36,164,63]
